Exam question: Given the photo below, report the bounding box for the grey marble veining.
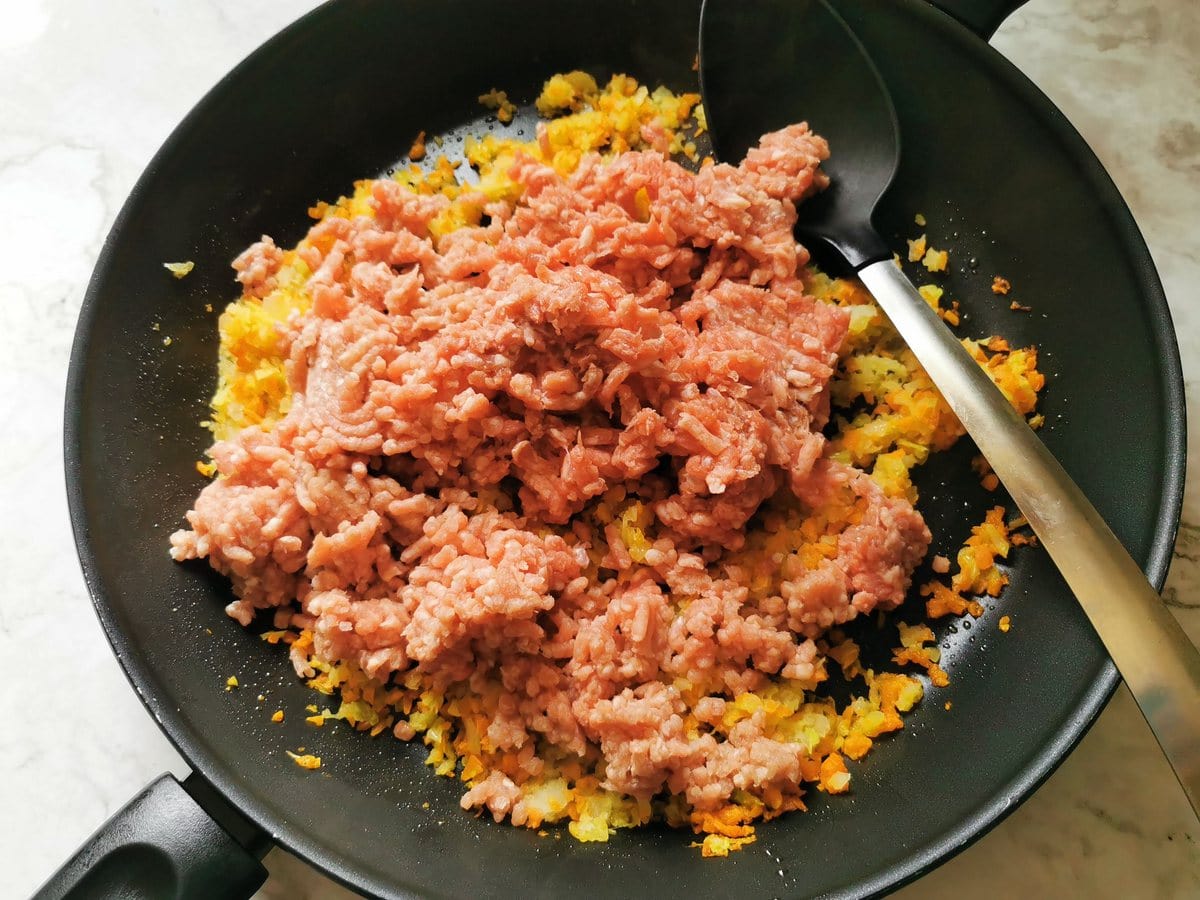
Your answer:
[1,1,1197,897]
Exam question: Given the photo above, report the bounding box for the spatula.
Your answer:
[699,0,1200,817]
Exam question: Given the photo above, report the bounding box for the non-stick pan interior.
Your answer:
[66,0,1183,897]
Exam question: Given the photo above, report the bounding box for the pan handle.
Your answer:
[32,773,270,900]
[924,0,1031,39]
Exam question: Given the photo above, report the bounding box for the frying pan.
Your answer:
[51,0,1185,897]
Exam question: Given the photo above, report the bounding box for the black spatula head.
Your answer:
[699,0,899,268]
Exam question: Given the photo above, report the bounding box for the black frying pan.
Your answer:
[52,0,1185,897]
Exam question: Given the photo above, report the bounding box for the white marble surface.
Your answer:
[1,1,1197,897]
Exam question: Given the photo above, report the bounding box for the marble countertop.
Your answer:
[2,1,1197,897]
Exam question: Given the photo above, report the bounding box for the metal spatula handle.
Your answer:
[859,259,1200,817]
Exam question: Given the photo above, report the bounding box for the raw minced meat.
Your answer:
[171,111,931,838]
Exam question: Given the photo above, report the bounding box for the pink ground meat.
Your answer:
[171,123,929,814]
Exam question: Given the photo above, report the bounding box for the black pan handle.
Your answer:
[925,0,1031,39]
[32,773,270,900]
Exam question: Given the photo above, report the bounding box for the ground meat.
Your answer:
[171,123,929,815]
[232,235,286,298]
[460,771,523,823]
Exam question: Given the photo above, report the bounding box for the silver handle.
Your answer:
[858,258,1200,817]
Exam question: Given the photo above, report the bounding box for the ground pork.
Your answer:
[171,122,929,815]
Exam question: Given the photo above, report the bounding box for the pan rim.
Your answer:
[62,0,1185,897]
